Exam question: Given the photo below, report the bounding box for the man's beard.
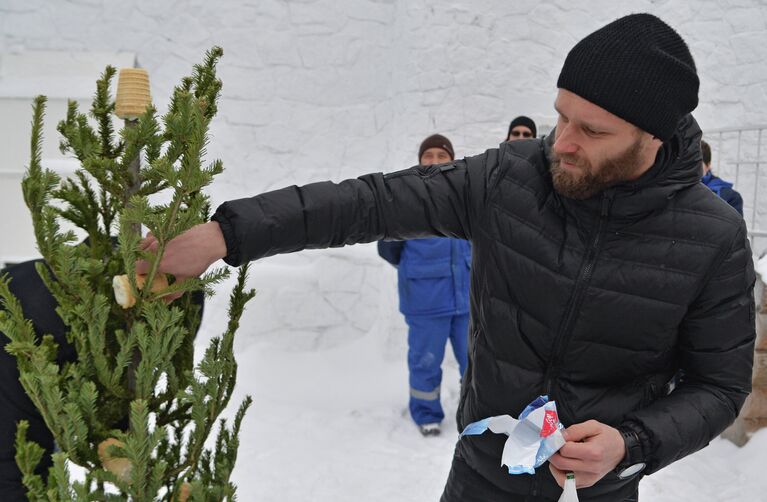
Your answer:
[550,138,644,200]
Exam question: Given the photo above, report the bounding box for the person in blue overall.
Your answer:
[700,139,743,215]
[377,134,471,437]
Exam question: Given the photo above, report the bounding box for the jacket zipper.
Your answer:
[532,191,613,497]
[544,191,613,395]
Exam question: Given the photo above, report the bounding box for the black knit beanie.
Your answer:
[557,13,699,141]
[418,134,455,162]
[507,116,537,139]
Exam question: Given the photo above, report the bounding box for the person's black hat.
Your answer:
[418,134,455,162]
[507,116,537,139]
[557,13,699,141]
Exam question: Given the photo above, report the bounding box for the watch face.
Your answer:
[618,462,646,479]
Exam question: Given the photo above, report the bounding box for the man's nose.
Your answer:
[552,125,579,155]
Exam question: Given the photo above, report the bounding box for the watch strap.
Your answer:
[616,428,644,470]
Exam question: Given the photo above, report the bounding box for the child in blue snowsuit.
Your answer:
[377,134,471,436]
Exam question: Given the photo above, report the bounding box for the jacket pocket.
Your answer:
[400,258,452,279]
[399,259,454,315]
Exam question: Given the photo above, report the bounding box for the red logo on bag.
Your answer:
[540,410,558,438]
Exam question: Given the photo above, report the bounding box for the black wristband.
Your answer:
[614,428,646,478]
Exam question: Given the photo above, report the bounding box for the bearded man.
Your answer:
[138,13,755,502]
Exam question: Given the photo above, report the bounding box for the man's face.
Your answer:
[508,126,534,141]
[420,147,452,166]
[550,89,662,199]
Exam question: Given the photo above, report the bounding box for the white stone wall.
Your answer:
[2,0,766,345]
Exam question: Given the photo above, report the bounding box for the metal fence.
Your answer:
[705,125,767,255]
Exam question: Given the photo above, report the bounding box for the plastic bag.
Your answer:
[460,395,566,475]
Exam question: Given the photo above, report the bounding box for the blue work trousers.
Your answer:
[406,313,469,425]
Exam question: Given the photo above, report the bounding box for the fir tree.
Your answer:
[0,47,255,501]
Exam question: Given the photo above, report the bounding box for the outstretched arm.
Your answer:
[139,149,502,276]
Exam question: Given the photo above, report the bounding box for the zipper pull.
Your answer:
[601,191,614,217]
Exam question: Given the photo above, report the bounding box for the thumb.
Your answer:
[548,463,565,488]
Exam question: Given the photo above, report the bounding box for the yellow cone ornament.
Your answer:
[115,68,151,120]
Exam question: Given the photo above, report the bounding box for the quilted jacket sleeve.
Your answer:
[211,149,502,266]
[621,221,756,474]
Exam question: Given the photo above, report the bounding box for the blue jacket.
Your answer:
[378,237,471,316]
[701,171,743,215]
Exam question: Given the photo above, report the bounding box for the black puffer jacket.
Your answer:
[212,115,755,501]
[0,260,72,500]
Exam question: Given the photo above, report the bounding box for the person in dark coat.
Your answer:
[700,139,743,215]
[138,13,755,502]
[377,134,471,437]
[507,116,537,141]
[0,256,204,500]
[0,260,73,500]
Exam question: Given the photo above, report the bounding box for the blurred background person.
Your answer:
[377,134,471,437]
[701,139,743,215]
[506,115,537,141]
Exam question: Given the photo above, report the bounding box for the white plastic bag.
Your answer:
[557,472,579,502]
[459,396,566,475]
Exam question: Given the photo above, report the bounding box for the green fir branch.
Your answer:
[8,47,254,500]
[91,66,119,160]
[57,100,100,162]
[14,421,46,500]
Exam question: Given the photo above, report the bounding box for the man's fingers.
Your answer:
[140,234,157,251]
[562,420,602,442]
[137,236,160,275]
[163,291,184,304]
[558,441,603,462]
[135,260,151,275]
[549,452,591,474]
[548,464,566,488]
[163,277,190,304]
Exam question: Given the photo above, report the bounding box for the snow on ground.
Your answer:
[227,326,461,501]
[195,259,767,502]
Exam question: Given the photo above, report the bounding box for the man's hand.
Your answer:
[136,221,228,280]
[548,420,625,489]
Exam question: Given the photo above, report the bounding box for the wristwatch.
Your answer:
[614,429,646,479]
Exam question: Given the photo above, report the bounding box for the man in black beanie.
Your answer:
[507,116,537,141]
[139,13,754,502]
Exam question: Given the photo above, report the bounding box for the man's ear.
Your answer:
[647,134,663,153]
